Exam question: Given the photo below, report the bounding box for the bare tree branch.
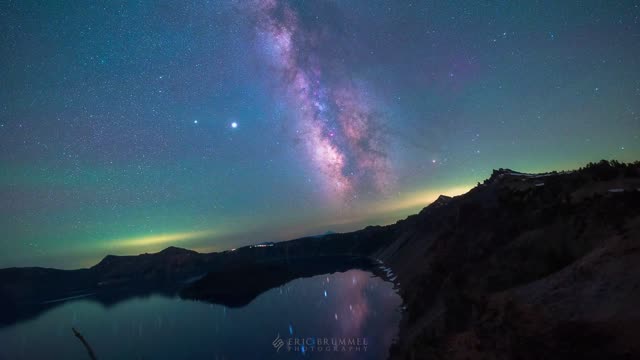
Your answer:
[72,327,98,360]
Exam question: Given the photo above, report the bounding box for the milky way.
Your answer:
[250,0,392,201]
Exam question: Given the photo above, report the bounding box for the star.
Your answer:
[231,122,238,129]
[193,120,198,124]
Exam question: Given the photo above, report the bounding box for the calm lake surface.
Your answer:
[0,269,402,359]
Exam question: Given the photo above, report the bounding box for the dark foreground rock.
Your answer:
[377,160,640,359]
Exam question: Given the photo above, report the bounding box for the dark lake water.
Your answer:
[0,269,402,359]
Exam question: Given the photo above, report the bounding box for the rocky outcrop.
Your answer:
[381,160,640,359]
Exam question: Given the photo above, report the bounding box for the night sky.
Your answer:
[1,1,639,269]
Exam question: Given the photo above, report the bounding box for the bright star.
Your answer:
[231,122,238,129]
[193,120,198,124]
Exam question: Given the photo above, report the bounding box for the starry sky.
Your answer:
[1,0,639,269]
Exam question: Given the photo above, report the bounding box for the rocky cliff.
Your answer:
[377,160,640,359]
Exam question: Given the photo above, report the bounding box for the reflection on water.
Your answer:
[0,270,401,359]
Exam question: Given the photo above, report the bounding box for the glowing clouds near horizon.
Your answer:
[104,230,215,250]
[250,0,392,201]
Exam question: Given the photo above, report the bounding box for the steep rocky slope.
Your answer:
[377,161,640,359]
